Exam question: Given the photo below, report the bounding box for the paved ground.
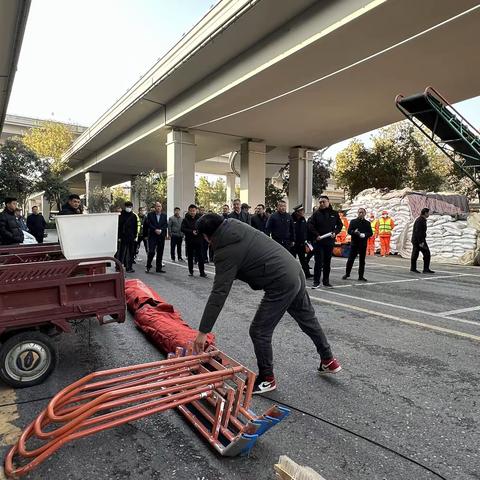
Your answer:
[1,248,479,480]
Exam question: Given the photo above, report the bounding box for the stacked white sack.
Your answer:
[346,188,411,253]
[397,214,479,265]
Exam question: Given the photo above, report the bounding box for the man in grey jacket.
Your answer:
[168,207,184,262]
[193,214,341,394]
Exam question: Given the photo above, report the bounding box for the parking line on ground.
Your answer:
[328,273,480,289]
[438,305,480,316]
[310,289,479,326]
[309,296,480,342]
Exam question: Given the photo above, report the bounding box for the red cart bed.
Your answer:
[0,253,126,388]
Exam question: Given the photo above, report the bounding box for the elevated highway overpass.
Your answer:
[61,0,480,213]
[0,0,31,133]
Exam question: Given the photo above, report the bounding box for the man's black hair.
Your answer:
[124,201,133,207]
[265,207,272,214]
[233,198,241,203]
[196,213,224,238]
[68,194,80,200]
[174,207,180,211]
[421,208,430,216]
[257,204,265,209]
[4,197,17,204]
[188,204,197,210]
[319,195,330,200]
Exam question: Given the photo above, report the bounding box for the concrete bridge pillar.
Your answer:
[130,175,141,210]
[288,147,314,215]
[166,130,196,218]
[225,172,237,205]
[85,171,103,211]
[240,140,266,209]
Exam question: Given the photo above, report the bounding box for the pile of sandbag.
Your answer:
[345,188,480,265]
[345,188,412,252]
[397,214,480,265]
[125,279,215,353]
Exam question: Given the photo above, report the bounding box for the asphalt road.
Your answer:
[1,249,479,480]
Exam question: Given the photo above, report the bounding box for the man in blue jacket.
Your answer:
[145,201,168,273]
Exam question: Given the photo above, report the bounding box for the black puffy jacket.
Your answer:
[0,208,24,245]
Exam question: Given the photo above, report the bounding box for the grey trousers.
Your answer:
[249,272,333,378]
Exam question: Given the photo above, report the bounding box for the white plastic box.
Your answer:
[55,213,119,260]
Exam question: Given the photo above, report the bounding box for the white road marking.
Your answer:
[328,273,480,289]
[439,305,480,316]
[310,289,480,326]
[309,296,480,342]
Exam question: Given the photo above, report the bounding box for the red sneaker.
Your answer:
[253,375,277,394]
[318,358,342,374]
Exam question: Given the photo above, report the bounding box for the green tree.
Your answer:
[195,176,226,211]
[111,185,129,209]
[334,122,448,198]
[264,179,285,209]
[35,163,70,211]
[88,187,112,213]
[0,138,42,208]
[23,121,73,174]
[132,171,167,209]
[23,121,75,211]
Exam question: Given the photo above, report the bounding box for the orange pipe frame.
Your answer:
[4,348,282,478]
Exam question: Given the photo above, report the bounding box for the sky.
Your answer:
[8,0,217,125]
[7,0,480,160]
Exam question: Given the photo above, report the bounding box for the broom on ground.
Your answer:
[274,455,327,480]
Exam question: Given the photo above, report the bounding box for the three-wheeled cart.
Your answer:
[0,244,125,387]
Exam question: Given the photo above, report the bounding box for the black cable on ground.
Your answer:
[260,394,448,480]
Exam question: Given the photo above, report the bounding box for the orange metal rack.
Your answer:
[5,346,289,478]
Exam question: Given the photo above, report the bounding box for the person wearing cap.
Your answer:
[376,210,395,257]
[228,198,251,225]
[251,203,268,234]
[193,214,342,394]
[291,204,312,278]
[265,200,295,250]
[0,197,24,245]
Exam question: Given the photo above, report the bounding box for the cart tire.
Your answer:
[0,332,57,388]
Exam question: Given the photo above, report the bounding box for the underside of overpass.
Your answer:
[60,0,480,214]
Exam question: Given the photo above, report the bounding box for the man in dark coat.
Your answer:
[26,206,47,243]
[342,208,372,281]
[228,199,251,224]
[291,204,312,279]
[265,200,295,250]
[145,201,168,273]
[117,201,139,273]
[307,195,342,288]
[411,208,434,274]
[0,197,24,245]
[193,215,341,394]
[251,203,268,234]
[59,194,83,215]
[181,204,206,277]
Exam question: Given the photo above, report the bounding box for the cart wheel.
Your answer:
[0,332,57,388]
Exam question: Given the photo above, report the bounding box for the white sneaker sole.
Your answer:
[252,384,277,395]
[318,365,342,375]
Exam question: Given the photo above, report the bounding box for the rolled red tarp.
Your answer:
[125,279,215,353]
[125,278,163,313]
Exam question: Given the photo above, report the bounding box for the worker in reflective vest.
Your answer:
[375,211,395,256]
[367,213,377,256]
[336,211,349,244]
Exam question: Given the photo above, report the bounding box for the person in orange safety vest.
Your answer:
[367,213,377,256]
[375,210,395,256]
[336,211,350,244]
